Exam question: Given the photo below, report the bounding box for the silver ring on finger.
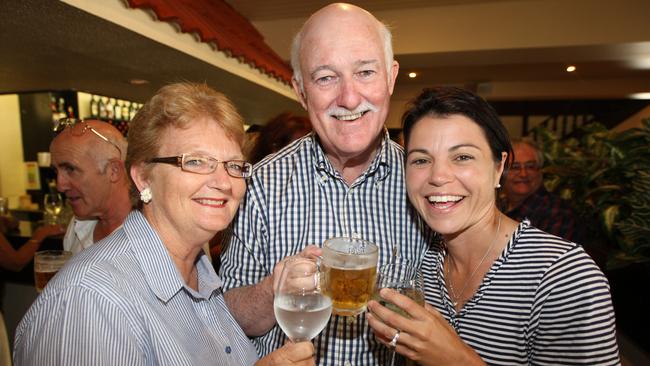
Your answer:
[388,330,400,348]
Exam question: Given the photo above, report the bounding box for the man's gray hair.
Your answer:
[512,137,544,166]
[290,20,394,94]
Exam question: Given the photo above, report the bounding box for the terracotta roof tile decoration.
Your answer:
[126,0,293,84]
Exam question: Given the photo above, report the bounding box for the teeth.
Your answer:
[196,199,225,205]
[334,111,364,121]
[428,195,463,203]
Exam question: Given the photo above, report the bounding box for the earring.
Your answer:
[140,187,152,203]
[496,183,502,189]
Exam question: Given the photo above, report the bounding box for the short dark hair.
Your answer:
[402,86,513,169]
[249,112,311,164]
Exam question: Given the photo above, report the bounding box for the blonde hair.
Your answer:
[126,82,245,203]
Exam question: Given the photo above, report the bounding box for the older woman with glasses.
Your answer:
[14,82,315,366]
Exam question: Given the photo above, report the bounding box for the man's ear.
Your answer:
[107,159,126,183]
[292,77,308,110]
[388,60,399,95]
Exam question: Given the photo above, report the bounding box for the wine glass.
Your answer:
[43,193,63,225]
[274,256,332,342]
[374,258,425,366]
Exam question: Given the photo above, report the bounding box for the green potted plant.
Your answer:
[534,119,650,269]
[534,119,650,350]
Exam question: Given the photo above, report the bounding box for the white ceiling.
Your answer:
[1,0,649,127]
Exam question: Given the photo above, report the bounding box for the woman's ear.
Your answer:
[130,162,149,192]
[495,151,508,186]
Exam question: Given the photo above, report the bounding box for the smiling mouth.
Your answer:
[194,198,226,206]
[331,110,369,121]
[427,195,463,209]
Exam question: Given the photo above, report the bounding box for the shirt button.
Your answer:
[225,346,231,354]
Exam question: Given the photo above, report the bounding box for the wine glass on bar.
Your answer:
[43,193,63,225]
[274,256,332,343]
[374,258,425,366]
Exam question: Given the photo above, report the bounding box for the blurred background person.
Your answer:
[13,82,314,366]
[248,112,311,164]
[50,119,132,255]
[1,220,64,272]
[501,138,585,244]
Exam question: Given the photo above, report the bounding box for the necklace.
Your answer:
[446,214,502,307]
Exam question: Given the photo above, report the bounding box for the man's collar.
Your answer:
[310,130,391,183]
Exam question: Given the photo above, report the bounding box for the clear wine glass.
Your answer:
[274,256,332,342]
[374,258,425,366]
[43,193,63,225]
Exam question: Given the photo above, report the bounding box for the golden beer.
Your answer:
[321,237,379,316]
[321,264,377,316]
[34,270,58,292]
[34,250,72,292]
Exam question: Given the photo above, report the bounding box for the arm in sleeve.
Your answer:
[14,286,146,366]
[219,180,277,336]
[530,247,620,365]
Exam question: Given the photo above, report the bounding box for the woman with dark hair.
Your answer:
[367,87,619,365]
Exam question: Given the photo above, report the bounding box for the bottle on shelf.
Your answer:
[115,100,123,122]
[99,97,108,120]
[129,102,138,120]
[90,95,99,118]
[106,98,115,121]
[57,98,67,121]
[122,101,131,122]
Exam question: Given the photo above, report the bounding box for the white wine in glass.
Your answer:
[274,257,332,342]
[43,193,63,225]
[374,258,425,366]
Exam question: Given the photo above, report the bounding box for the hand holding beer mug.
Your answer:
[274,257,332,341]
[320,237,379,317]
[34,250,72,292]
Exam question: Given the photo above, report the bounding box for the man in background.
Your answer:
[50,119,131,254]
[502,138,584,243]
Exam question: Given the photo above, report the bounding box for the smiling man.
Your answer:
[50,119,132,254]
[219,3,434,365]
[502,138,584,243]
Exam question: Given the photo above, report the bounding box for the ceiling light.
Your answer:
[566,65,576,73]
[129,79,149,85]
[629,92,650,100]
[408,72,417,78]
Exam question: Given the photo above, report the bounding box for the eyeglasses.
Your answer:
[54,118,122,155]
[510,161,541,173]
[148,154,253,178]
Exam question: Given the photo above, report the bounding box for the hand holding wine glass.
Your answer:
[372,258,425,366]
[274,256,332,342]
[43,193,64,225]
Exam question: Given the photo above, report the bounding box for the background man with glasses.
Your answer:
[502,138,585,244]
[50,119,131,254]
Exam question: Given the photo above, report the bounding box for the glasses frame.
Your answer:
[510,161,541,174]
[148,154,252,178]
[54,118,122,156]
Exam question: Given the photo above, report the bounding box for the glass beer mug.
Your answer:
[320,237,379,316]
